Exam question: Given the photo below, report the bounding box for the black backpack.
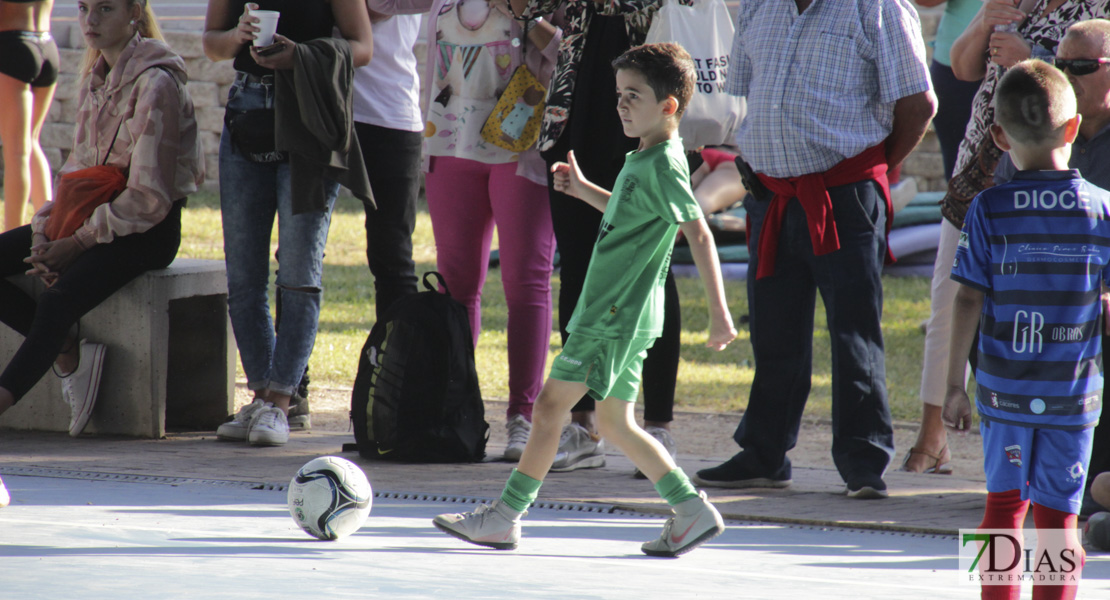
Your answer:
[347,272,489,462]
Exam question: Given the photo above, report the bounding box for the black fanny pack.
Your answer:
[224,107,286,163]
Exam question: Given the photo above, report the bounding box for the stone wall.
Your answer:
[10,9,947,195]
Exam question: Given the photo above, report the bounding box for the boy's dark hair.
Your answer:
[993,59,1077,145]
[611,42,696,118]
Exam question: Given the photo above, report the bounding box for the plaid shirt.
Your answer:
[728,0,931,178]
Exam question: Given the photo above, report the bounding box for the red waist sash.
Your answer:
[752,143,894,279]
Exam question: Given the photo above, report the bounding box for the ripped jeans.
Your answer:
[219,76,338,396]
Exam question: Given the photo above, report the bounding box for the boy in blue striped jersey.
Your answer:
[944,59,1110,600]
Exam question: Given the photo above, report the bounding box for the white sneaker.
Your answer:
[433,500,524,550]
[0,476,9,508]
[641,491,725,557]
[634,426,678,479]
[247,402,289,446]
[60,340,106,437]
[503,414,531,461]
[216,398,266,441]
[550,423,605,472]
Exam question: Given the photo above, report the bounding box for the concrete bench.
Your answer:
[0,258,235,438]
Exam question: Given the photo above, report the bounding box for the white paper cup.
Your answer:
[251,10,280,47]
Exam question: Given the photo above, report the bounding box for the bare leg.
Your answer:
[266,390,292,414]
[0,73,34,231]
[596,397,676,483]
[693,161,746,216]
[28,82,56,212]
[517,378,590,481]
[903,405,952,472]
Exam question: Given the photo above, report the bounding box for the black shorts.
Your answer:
[0,30,59,87]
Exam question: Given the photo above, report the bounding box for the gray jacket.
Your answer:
[275,37,374,214]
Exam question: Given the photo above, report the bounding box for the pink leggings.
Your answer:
[425,156,556,421]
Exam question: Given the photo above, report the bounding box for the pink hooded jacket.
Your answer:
[32,34,204,248]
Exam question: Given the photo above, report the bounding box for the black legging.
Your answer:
[0,203,182,401]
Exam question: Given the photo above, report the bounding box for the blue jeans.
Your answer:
[219,77,338,396]
[735,178,894,484]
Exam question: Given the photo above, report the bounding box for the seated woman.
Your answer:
[0,0,203,446]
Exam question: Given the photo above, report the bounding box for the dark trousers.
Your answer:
[735,180,893,482]
[930,60,981,181]
[0,204,182,401]
[355,122,423,320]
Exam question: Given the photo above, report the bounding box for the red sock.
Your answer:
[1031,503,1083,600]
[979,490,1029,600]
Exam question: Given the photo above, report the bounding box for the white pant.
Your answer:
[919,219,970,406]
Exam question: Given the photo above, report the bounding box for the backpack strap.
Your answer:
[423,271,452,297]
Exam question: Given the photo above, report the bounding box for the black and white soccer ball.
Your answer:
[288,456,373,540]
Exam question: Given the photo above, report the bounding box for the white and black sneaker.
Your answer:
[287,394,311,431]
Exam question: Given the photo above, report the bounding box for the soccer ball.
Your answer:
[288,456,373,540]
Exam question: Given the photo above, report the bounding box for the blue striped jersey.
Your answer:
[951,170,1110,429]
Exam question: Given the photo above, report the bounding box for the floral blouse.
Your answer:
[517,0,689,152]
[953,0,1110,173]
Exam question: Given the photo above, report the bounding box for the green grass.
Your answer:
[179,192,934,422]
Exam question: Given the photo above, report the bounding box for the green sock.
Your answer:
[500,469,543,513]
[655,468,699,506]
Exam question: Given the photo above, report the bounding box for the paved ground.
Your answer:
[3,410,1110,599]
[0,474,989,600]
[0,395,1034,536]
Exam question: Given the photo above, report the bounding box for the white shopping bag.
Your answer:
[644,0,745,151]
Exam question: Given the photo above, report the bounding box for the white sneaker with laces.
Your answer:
[641,491,725,557]
[60,339,107,437]
[247,402,289,446]
[433,500,524,550]
[634,426,678,479]
[550,423,605,472]
[216,398,266,441]
[503,414,531,461]
[0,475,9,508]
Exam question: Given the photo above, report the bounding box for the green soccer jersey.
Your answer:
[567,138,704,340]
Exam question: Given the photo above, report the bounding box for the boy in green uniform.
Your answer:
[433,43,737,558]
